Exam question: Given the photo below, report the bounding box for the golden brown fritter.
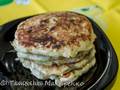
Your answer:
[16,11,94,49]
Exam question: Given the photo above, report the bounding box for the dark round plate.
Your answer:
[0,16,118,90]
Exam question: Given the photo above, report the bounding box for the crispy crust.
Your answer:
[15,11,95,49]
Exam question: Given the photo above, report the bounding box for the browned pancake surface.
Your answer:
[16,11,93,49]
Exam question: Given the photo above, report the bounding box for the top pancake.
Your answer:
[13,11,96,58]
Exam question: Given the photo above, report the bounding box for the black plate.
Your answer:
[0,16,118,90]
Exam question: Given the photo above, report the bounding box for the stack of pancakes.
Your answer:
[12,11,96,86]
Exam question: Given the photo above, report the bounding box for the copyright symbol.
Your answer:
[0,80,7,86]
